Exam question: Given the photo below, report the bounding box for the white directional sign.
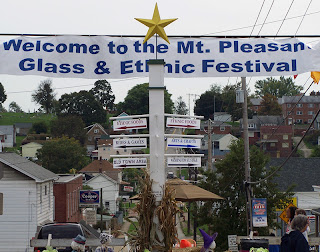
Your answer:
[113,158,147,168]
[166,117,200,129]
[113,138,147,149]
[167,156,201,167]
[167,138,201,149]
[113,118,147,131]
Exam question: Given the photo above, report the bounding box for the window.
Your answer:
[287,104,291,108]
[0,193,3,215]
[94,129,99,133]
[308,119,313,123]
[88,136,92,141]
[287,111,291,115]
[255,106,258,110]
[248,123,255,128]
[296,119,302,123]
[49,185,51,208]
[40,186,42,203]
[296,111,303,115]
[297,104,303,108]
[105,201,110,210]
[283,135,288,140]
[270,143,276,147]
[308,104,314,108]
[45,185,47,195]
[248,132,254,138]
[308,111,314,115]
[282,143,289,148]
[263,134,268,139]
[220,126,225,131]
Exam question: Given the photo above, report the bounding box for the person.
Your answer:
[285,206,297,234]
[295,208,310,242]
[280,214,310,252]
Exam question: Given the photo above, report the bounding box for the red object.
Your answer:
[294,74,298,79]
[180,239,192,248]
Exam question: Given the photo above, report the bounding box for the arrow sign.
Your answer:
[113,118,147,131]
[113,138,147,149]
[166,117,200,129]
[167,138,201,149]
[167,156,201,168]
[113,158,147,168]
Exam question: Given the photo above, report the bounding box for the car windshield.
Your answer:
[39,224,83,239]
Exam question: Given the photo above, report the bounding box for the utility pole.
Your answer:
[187,93,199,116]
[207,119,213,171]
[241,77,253,235]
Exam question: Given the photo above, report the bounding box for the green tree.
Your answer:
[32,79,56,113]
[58,90,106,126]
[51,115,87,145]
[198,139,293,251]
[174,96,188,115]
[90,79,115,110]
[37,136,89,173]
[258,94,282,115]
[0,83,7,106]
[30,121,48,134]
[194,85,223,119]
[9,101,23,113]
[221,83,243,121]
[119,83,174,114]
[255,76,303,98]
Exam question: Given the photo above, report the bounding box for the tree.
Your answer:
[58,90,106,126]
[0,82,7,106]
[119,83,174,114]
[221,83,243,121]
[30,121,48,134]
[37,136,89,173]
[90,79,115,110]
[255,76,303,98]
[32,79,56,113]
[8,101,23,113]
[174,96,188,115]
[51,115,87,145]
[198,139,293,251]
[258,94,282,115]
[194,85,223,119]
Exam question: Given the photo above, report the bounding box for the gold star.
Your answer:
[135,3,177,44]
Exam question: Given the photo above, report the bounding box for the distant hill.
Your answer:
[0,112,56,125]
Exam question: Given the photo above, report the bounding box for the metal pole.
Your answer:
[241,77,253,235]
[100,188,103,232]
[193,168,198,242]
[207,119,213,171]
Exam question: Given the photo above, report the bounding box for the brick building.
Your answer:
[53,174,83,223]
[260,125,293,158]
[196,121,232,135]
[249,98,263,114]
[280,95,320,125]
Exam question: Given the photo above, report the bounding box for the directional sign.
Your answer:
[113,158,147,168]
[166,117,200,129]
[113,118,147,131]
[167,138,201,149]
[167,156,201,167]
[279,203,296,224]
[113,138,147,149]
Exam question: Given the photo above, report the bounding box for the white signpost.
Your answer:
[113,118,147,131]
[85,209,97,225]
[166,117,200,129]
[167,156,201,168]
[113,157,147,168]
[167,138,201,149]
[113,138,147,149]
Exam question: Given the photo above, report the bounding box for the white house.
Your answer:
[201,133,238,157]
[0,153,58,252]
[84,173,119,214]
[0,125,16,148]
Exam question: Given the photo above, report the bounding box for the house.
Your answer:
[21,142,43,159]
[249,98,263,114]
[0,153,58,252]
[280,95,320,125]
[240,116,282,145]
[201,133,238,159]
[0,125,16,148]
[53,174,83,223]
[196,120,232,135]
[97,138,131,161]
[213,112,232,122]
[84,123,108,156]
[14,123,33,136]
[259,125,293,158]
[84,173,120,214]
[79,159,121,183]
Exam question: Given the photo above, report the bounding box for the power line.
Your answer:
[250,0,266,36]
[295,0,313,36]
[275,0,296,36]
[257,0,275,35]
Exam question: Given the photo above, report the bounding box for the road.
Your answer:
[293,136,312,158]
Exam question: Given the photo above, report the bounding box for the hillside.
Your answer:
[0,112,56,125]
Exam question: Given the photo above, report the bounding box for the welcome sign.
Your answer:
[0,36,319,79]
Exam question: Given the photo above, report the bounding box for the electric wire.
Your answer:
[295,0,313,36]
[250,0,266,36]
[275,0,296,36]
[257,0,275,35]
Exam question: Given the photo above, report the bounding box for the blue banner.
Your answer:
[79,190,100,205]
[252,198,268,227]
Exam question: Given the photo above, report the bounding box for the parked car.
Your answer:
[34,223,92,252]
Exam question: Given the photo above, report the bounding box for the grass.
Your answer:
[0,112,56,125]
[128,222,138,235]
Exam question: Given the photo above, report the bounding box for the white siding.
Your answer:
[86,175,119,214]
[0,180,37,252]
[219,134,238,151]
[37,181,54,226]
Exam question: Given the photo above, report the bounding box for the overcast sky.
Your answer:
[0,0,319,112]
